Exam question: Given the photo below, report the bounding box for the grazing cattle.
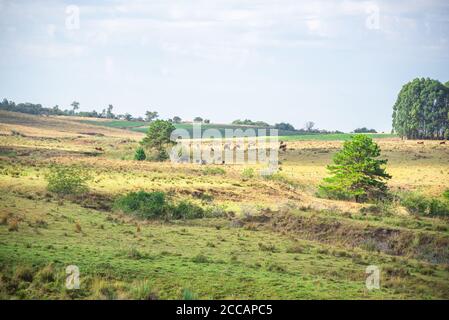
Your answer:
[417,141,424,145]
[94,147,104,151]
[440,141,446,145]
[279,141,288,152]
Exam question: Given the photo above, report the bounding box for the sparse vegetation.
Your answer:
[1,111,449,300]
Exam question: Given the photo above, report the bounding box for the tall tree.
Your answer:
[172,116,182,123]
[71,101,80,115]
[141,120,176,161]
[305,121,315,131]
[145,111,159,122]
[319,134,391,202]
[392,78,449,139]
[107,104,114,119]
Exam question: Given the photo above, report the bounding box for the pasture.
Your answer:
[1,111,449,299]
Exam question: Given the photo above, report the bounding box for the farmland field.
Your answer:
[1,111,449,300]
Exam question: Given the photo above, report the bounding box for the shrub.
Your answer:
[46,165,91,195]
[134,147,146,161]
[241,167,255,180]
[443,189,449,201]
[429,199,449,217]
[114,191,167,219]
[170,200,204,219]
[400,193,429,215]
[115,190,205,220]
[399,192,449,217]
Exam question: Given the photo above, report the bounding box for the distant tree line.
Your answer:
[353,127,377,133]
[392,78,449,140]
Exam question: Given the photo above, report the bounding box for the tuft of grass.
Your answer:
[91,279,118,300]
[130,280,157,300]
[182,288,197,300]
[191,254,209,263]
[258,242,277,252]
[37,264,55,283]
[14,266,34,282]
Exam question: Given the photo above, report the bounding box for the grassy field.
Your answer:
[1,111,449,299]
[74,118,346,138]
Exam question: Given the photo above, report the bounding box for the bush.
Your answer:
[170,200,204,219]
[114,191,167,219]
[400,192,449,217]
[46,165,91,195]
[443,189,449,201]
[429,199,449,217]
[400,193,429,215]
[134,147,146,161]
[241,168,255,180]
[115,190,205,220]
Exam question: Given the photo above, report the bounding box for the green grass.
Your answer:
[79,120,146,128]
[1,191,449,299]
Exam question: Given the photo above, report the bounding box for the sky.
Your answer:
[0,0,448,132]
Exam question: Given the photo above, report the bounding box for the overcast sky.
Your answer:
[0,0,448,132]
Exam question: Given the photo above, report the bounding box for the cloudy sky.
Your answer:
[0,0,448,132]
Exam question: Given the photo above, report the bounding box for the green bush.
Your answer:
[134,147,146,161]
[400,192,449,217]
[241,167,255,180]
[114,191,167,219]
[115,190,205,220]
[443,189,449,201]
[170,200,204,219]
[46,165,91,195]
[400,193,429,215]
[429,199,449,217]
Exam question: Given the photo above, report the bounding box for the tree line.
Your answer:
[392,78,449,140]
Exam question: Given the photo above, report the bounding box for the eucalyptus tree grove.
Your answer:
[392,78,449,140]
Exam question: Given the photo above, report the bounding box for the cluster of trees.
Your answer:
[392,78,449,140]
[353,127,377,133]
[232,119,270,127]
[0,98,166,123]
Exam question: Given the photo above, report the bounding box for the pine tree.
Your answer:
[134,147,146,161]
[319,135,391,202]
